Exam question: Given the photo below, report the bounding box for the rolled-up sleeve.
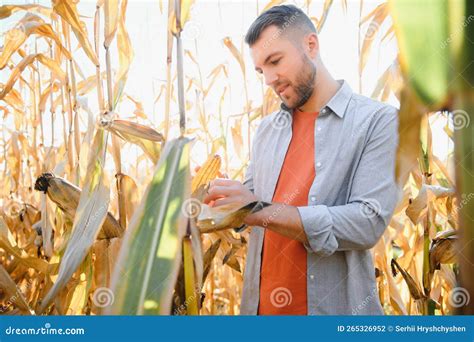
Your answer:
[297,107,401,257]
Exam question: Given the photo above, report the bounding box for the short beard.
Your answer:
[289,54,316,110]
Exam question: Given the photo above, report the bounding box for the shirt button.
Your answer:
[321,108,327,114]
[310,275,315,280]
[317,126,322,132]
[310,196,316,202]
[316,162,322,168]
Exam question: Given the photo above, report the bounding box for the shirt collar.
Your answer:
[324,80,352,118]
[279,79,352,119]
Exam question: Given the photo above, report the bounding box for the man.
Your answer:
[203,4,400,315]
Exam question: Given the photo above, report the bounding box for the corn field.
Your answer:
[0,0,472,316]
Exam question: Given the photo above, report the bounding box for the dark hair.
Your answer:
[244,4,316,46]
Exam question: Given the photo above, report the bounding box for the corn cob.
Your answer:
[34,173,123,239]
[391,258,425,300]
[191,154,221,200]
[429,229,458,271]
[197,200,271,234]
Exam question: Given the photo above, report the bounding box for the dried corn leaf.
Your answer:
[231,121,243,159]
[67,252,93,314]
[359,3,388,74]
[223,37,245,76]
[387,266,408,314]
[168,0,195,34]
[202,238,221,284]
[39,128,110,313]
[316,0,334,33]
[0,231,51,274]
[0,4,52,20]
[0,54,66,100]
[371,62,393,99]
[39,82,60,113]
[116,173,138,223]
[52,0,98,65]
[1,14,73,64]
[0,264,33,314]
[395,87,424,186]
[204,64,226,98]
[215,230,245,246]
[222,245,241,273]
[0,27,28,70]
[30,22,72,60]
[77,72,106,96]
[224,255,241,273]
[406,184,455,224]
[125,94,146,119]
[113,0,133,108]
[39,193,54,258]
[104,0,120,48]
[2,89,24,111]
[101,119,163,163]
[0,217,16,247]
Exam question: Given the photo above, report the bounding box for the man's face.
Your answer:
[250,25,316,110]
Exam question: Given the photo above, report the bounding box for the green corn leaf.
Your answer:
[108,137,191,314]
[390,0,451,108]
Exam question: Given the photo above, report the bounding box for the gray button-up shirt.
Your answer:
[241,80,401,315]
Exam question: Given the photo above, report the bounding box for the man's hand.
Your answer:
[202,179,309,245]
[202,178,258,208]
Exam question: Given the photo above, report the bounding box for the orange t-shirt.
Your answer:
[258,108,318,315]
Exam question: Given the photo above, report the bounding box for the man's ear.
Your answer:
[306,32,319,58]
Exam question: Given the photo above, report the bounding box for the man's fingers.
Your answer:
[217,171,229,179]
[210,178,238,187]
[203,185,234,204]
[212,197,234,207]
[203,193,224,204]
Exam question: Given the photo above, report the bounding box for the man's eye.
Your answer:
[271,59,280,65]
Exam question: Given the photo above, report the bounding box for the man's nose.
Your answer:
[263,70,278,87]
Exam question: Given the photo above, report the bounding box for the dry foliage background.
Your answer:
[0,0,468,316]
